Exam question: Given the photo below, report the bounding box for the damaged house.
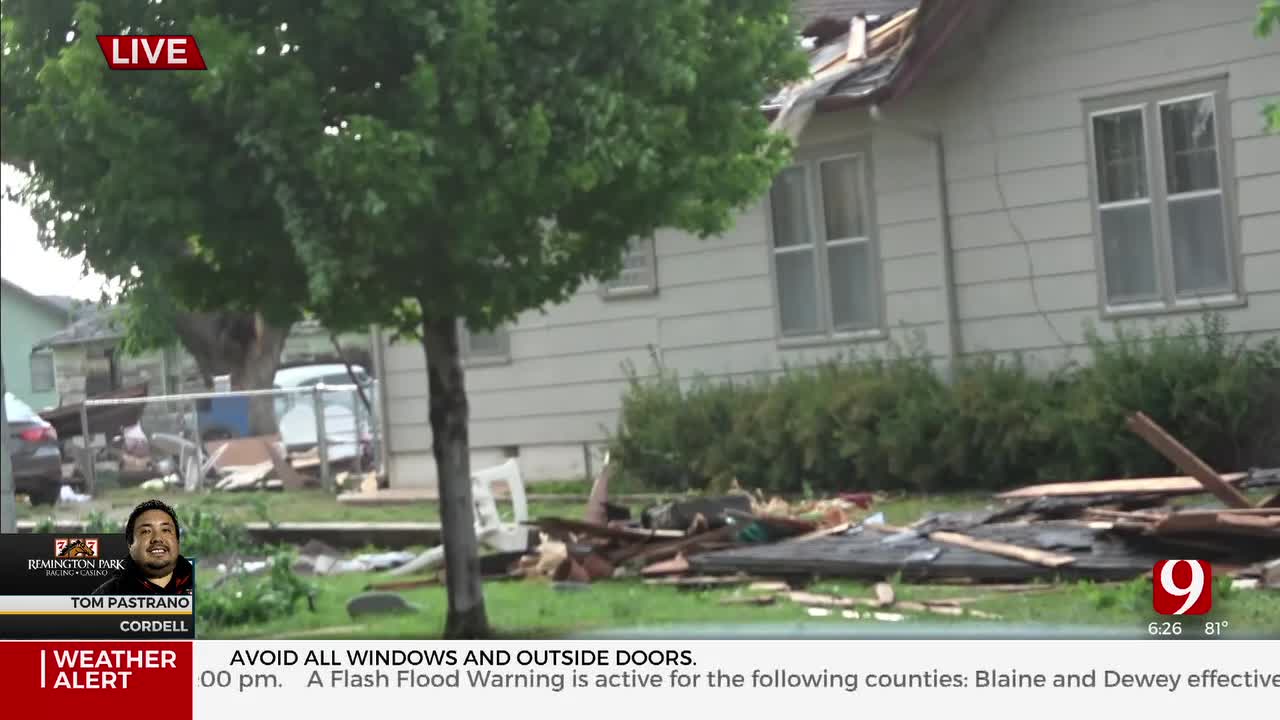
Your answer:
[336,1,1278,489]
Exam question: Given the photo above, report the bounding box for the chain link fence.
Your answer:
[71,379,383,495]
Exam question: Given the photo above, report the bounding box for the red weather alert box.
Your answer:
[0,642,192,719]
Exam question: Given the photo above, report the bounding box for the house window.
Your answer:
[768,150,882,339]
[602,238,658,298]
[459,323,510,366]
[1086,81,1237,311]
[29,352,55,393]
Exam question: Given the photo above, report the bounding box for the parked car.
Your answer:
[5,392,64,505]
[194,363,377,463]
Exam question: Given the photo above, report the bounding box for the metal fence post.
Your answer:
[313,384,331,492]
[371,379,385,478]
[79,402,96,496]
[353,386,365,476]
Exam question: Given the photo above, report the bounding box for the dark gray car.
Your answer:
[4,392,63,505]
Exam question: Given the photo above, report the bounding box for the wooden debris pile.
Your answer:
[689,413,1279,584]
[518,412,1278,589]
[509,460,878,584]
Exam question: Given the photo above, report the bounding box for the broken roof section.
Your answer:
[768,0,987,141]
[767,2,923,140]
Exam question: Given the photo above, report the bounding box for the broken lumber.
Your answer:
[612,525,737,566]
[927,530,1077,568]
[783,521,853,544]
[996,473,1249,500]
[583,459,614,526]
[872,524,1077,569]
[529,517,684,543]
[1125,412,1253,509]
[640,554,690,577]
[873,582,895,607]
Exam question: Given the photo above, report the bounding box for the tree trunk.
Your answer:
[421,315,490,639]
[229,318,290,436]
[171,311,290,436]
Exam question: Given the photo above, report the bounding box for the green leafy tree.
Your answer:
[2,0,806,636]
[1,1,300,434]
[1259,0,1280,133]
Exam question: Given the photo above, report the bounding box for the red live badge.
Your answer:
[96,35,207,70]
[1152,559,1212,615]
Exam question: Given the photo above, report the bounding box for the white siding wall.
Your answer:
[380,0,1280,486]
[381,101,951,487]
[938,0,1280,369]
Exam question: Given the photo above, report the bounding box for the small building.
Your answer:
[0,278,71,410]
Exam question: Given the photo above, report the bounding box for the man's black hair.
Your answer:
[125,499,181,545]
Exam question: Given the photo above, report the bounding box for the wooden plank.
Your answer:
[1125,412,1253,509]
[583,461,614,527]
[996,473,1249,500]
[640,554,690,577]
[782,521,853,544]
[620,525,738,566]
[529,517,684,543]
[928,530,1077,568]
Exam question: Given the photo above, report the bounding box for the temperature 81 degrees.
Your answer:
[1203,620,1229,636]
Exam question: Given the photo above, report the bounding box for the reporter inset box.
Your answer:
[0,534,196,640]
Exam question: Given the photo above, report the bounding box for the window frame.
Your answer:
[1083,77,1243,318]
[458,322,511,367]
[763,140,886,346]
[29,351,55,393]
[600,237,659,299]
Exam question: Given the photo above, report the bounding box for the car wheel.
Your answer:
[28,483,60,507]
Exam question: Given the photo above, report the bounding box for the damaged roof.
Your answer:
[767,2,926,138]
[34,305,124,349]
[768,0,989,140]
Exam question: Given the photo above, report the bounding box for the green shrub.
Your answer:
[196,549,316,630]
[607,313,1280,494]
[179,506,255,559]
[1061,314,1280,479]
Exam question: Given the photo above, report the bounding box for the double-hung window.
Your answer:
[601,238,658,298]
[768,149,882,340]
[459,323,510,366]
[1087,80,1238,311]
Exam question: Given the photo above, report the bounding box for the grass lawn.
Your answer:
[17,482,995,528]
[200,571,1280,640]
[25,482,1275,640]
[17,484,586,525]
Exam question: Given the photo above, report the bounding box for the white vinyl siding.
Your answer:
[767,149,883,340]
[602,238,658,298]
[1086,81,1238,311]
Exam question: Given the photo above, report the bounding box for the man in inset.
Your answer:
[92,499,194,595]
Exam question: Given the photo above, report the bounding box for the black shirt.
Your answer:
[91,555,195,596]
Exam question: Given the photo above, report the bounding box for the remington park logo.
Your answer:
[26,538,123,577]
[56,538,100,559]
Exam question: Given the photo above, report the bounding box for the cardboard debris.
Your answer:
[215,461,275,492]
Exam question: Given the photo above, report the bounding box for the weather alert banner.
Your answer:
[0,641,192,719]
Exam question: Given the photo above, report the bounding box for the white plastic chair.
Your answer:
[387,457,529,576]
[471,458,530,553]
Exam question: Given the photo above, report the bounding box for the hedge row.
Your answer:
[606,315,1280,494]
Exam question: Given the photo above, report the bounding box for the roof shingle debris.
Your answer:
[769,1,926,139]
